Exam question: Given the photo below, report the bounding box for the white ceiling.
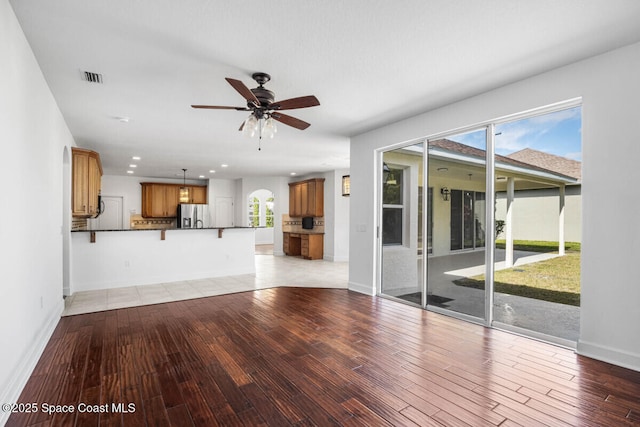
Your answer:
[10,0,640,180]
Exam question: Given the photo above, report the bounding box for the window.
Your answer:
[382,166,404,245]
[248,196,260,227]
[265,197,274,228]
[248,190,275,228]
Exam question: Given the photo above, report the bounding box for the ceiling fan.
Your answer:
[191,72,320,135]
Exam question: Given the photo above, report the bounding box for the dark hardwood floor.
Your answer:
[7,288,640,426]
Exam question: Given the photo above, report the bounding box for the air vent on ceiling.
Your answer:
[82,71,103,84]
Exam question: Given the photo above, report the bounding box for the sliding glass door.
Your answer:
[380,142,424,306]
[425,129,487,320]
[377,101,581,346]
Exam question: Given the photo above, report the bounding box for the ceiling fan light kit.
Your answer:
[192,72,319,150]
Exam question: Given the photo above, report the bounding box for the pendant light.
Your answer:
[179,168,190,203]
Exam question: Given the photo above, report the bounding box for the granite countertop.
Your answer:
[284,231,325,235]
[72,226,255,232]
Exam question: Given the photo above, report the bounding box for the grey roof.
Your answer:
[506,148,582,181]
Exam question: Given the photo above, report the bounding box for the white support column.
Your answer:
[559,184,566,256]
[505,177,515,268]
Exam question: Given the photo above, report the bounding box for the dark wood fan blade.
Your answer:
[271,112,311,130]
[191,105,249,110]
[225,78,260,106]
[239,121,245,131]
[271,95,320,110]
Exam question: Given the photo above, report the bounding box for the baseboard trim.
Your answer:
[348,281,375,296]
[577,339,640,372]
[0,300,63,426]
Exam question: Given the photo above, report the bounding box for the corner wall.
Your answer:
[323,170,350,262]
[0,0,72,419]
[350,41,640,371]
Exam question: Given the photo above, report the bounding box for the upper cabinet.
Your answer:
[189,185,207,204]
[72,147,102,218]
[288,178,325,217]
[141,183,178,218]
[141,183,207,218]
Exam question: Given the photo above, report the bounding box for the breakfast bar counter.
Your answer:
[70,227,256,293]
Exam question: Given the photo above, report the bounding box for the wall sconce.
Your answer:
[440,187,451,201]
[342,175,350,196]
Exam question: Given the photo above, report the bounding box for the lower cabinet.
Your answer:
[283,232,323,260]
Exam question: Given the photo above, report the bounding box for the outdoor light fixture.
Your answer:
[440,187,451,201]
[179,168,190,203]
[342,175,350,196]
[383,162,395,184]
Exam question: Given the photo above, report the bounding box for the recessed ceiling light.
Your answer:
[199,175,205,179]
[132,156,141,160]
[129,164,137,168]
[126,170,134,174]
[290,172,297,176]
[116,116,130,123]
[209,170,216,174]
[221,164,228,168]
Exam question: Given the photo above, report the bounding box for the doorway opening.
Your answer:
[248,189,275,254]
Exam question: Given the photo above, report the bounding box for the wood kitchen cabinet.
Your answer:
[188,185,207,204]
[283,232,323,260]
[301,234,323,260]
[72,147,102,218]
[288,178,324,217]
[142,183,178,218]
[141,183,207,218]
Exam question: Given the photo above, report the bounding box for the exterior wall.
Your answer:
[350,41,640,371]
[495,185,581,243]
[429,176,487,256]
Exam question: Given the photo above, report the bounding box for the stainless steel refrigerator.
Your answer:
[177,204,211,228]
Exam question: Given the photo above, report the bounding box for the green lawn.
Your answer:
[454,241,581,306]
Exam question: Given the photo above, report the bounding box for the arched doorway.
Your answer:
[248,189,275,253]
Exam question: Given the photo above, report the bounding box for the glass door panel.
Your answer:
[492,106,581,343]
[426,129,487,320]
[380,143,424,306]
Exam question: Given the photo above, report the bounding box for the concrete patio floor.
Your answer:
[386,248,580,342]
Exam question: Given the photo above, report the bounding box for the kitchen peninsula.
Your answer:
[70,227,255,293]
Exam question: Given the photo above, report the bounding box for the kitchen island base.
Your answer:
[71,228,255,293]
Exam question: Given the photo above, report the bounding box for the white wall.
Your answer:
[323,170,350,262]
[71,229,255,291]
[350,41,640,371]
[0,1,71,418]
[89,175,206,229]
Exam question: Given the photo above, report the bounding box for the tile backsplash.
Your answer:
[282,214,324,233]
[130,214,175,229]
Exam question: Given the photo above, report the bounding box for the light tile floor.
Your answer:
[63,252,349,316]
